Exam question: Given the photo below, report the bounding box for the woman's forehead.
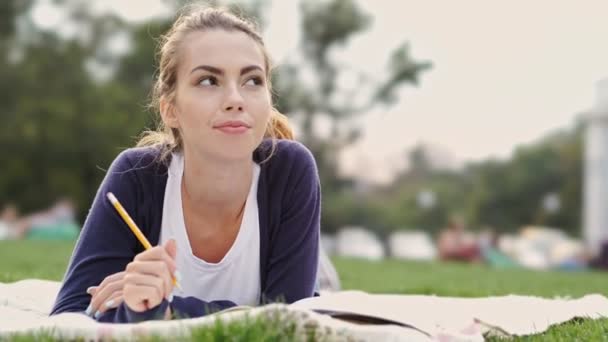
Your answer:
[180,30,265,74]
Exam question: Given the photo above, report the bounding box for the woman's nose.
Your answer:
[223,84,244,112]
[224,104,243,111]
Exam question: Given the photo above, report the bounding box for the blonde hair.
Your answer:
[138,5,293,162]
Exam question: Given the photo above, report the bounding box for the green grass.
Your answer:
[335,258,608,298]
[0,240,74,282]
[1,240,607,341]
[335,258,608,341]
[2,314,303,342]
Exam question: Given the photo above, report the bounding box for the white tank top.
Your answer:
[159,153,261,306]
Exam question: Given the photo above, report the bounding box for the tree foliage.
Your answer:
[0,0,582,237]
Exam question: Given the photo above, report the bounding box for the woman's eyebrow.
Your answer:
[190,65,222,75]
[189,65,263,75]
[240,65,263,75]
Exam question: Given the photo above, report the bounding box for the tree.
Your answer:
[274,0,432,196]
[0,0,432,231]
[466,124,583,235]
[0,0,35,39]
[0,2,148,218]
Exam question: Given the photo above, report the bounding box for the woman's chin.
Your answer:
[192,136,261,163]
[211,145,256,163]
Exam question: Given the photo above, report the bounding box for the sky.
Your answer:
[31,0,608,184]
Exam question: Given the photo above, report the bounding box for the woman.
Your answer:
[51,5,320,323]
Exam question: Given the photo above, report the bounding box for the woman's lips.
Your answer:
[215,125,249,134]
[213,120,251,134]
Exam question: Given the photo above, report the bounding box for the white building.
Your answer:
[584,78,608,255]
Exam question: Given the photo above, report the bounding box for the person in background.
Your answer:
[477,226,519,268]
[24,198,79,240]
[0,204,28,240]
[437,215,481,263]
[589,240,608,271]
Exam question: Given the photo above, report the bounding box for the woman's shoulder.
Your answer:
[110,145,169,175]
[255,139,316,169]
[255,140,319,193]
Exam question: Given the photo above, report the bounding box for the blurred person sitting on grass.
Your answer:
[476,226,518,268]
[24,198,79,240]
[51,5,321,323]
[437,215,481,263]
[0,204,29,240]
[589,240,608,271]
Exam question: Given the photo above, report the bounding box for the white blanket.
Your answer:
[1,279,607,341]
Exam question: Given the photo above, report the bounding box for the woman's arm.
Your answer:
[52,149,239,323]
[49,149,171,323]
[51,150,144,319]
[261,144,321,304]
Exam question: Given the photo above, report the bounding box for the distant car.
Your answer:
[334,226,385,261]
[388,230,437,261]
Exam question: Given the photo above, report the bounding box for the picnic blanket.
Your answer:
[1,279,607,341]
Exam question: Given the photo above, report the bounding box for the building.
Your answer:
[584,78,608,255]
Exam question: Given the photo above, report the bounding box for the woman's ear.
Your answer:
[160,97,180,129]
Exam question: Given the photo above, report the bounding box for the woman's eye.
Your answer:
[244,76,264,86]
[198,76,218,86]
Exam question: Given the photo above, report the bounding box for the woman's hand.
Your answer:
[123,239,178,314]
[86,271,125,319]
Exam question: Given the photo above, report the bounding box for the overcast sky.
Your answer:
[31,0,608,183]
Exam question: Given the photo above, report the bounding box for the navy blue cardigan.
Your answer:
[50,139,320,323]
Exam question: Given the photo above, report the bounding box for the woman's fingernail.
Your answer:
[104,299,115,308]
[86,287,96,295]
[94,310,101,319]
[85,304,93,316]
[175,270,182,281]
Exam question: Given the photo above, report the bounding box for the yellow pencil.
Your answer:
[106,192,182,291]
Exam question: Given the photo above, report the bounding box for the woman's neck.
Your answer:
[180,148,253,223]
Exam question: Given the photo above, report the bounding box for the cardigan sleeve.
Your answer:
[50,149,143,318]
[261,143,321,304]
[50,149,165,322]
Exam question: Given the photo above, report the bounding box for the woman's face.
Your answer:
[165,29,271,162]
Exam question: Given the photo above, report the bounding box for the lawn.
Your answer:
[1,240,607,341]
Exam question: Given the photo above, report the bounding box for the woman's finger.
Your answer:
[133,246,166,262]
[85,271,126,316]
[95,291,123,318]
[123,274,166,312]
[86,286,98,295]
[133,246,177,275]
[103,291,123,310]
[96,271,126,290]
[127,260,173,297]
[163,239,181,286]
[164,239,177,259]
[90,278,125,316]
